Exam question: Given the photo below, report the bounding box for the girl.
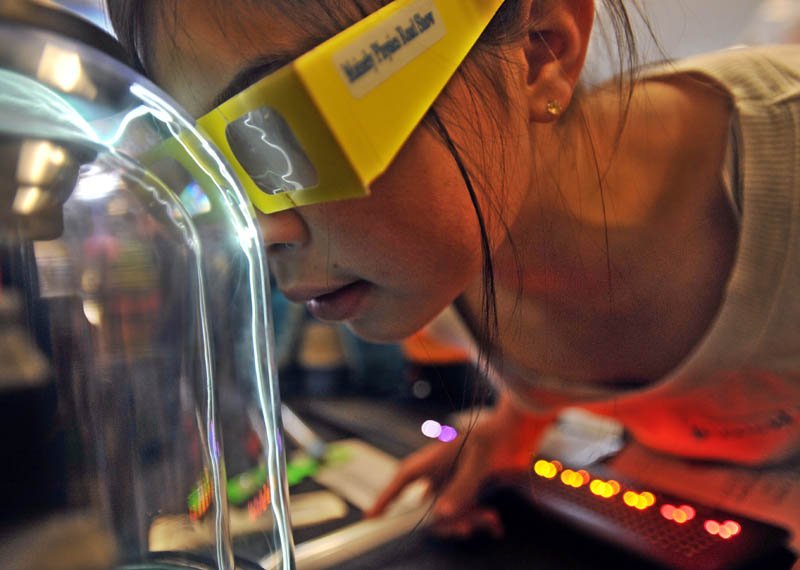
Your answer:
[107,0,800,541]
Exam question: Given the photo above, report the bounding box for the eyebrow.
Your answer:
[209,53,296,111]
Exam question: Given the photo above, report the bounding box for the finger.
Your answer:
[472,507,504,539]
[365,469,420,517]
[365,455,439,516]
[433,447,487,518]
[430,516,476,539]
[366,443,457,517]
[429,507,503,540]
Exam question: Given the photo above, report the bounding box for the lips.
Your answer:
[285,280,372,322]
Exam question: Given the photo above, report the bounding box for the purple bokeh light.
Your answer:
[438,425,458,443]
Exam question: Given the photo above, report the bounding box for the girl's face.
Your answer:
[151,0,532,341]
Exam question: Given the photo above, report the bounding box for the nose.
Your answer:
[256,209,309,253]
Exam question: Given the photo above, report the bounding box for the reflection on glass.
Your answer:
[0,11,294,570]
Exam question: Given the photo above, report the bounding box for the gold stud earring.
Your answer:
[545,100,563,118]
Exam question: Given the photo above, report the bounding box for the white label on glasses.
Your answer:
[333,0,446,99]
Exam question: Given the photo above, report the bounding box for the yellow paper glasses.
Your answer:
[197,0,505,213]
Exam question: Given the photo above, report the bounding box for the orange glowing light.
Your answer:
[679,505,696,521]
[577,470,590,485]
[608,480,621,496]
[640,492,655,506]
[705,520,720,535]
[561,469,575,486]
[534,460,550,477]
[661,504,675,520]
[587,479,615,498]
[551,460,563,472]
[723,521,741,536]
[672,509,688,523]
[719,526,732,539]
[623,491,638,507]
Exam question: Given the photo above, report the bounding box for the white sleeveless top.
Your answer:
[433,45,800,467]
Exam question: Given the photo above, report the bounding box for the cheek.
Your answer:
[306,125,486,314]
[356,131,485,275]
[325,168,484,286]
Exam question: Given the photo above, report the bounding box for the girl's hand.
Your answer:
[365,394,553,538]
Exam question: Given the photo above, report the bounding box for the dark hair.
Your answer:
[106,0,647,396]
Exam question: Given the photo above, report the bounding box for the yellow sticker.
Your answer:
[332,0,446,99]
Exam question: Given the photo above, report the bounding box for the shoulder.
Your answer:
[637,45,800,106]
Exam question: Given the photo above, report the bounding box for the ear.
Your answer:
[521,0,594,123]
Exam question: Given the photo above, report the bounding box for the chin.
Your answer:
[344,315,425,344]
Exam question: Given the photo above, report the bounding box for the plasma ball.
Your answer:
[421,419,442,438]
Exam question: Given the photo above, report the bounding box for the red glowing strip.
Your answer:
[248,483,272,522]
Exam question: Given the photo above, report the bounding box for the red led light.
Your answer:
[661,504,676,520]
[679,505,696,521]
[672,509,688,524]
[705,519,740,538]
[723,521,741,536]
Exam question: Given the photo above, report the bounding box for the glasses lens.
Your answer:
[225,106,319,195]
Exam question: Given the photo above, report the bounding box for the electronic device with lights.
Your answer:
[527,458,792,570]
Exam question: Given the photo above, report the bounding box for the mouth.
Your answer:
[289,280,372,322]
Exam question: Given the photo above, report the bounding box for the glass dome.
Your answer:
[0,2,295,568]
